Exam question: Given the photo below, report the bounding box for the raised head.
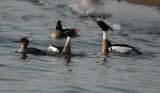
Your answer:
[91,18,114,31]
[56,20,62,31]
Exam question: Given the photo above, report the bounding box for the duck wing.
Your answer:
[112,44,135,48]
[111,44,142,54]
[26,48,48,55]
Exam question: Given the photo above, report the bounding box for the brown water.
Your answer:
[0,0,160,93]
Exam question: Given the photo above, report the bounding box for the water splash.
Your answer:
[111,23,121,31]
[69,3,111,18]
[69,3,96,16]
[105,21,121,31]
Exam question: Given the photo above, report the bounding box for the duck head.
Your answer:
[13,37,29,53]
[91,18,114,31]
[51,20,63,39]
[56,20,62,31]
[14,37,29,48]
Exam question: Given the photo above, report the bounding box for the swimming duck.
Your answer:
[48,29,80,55]
[91,18,142,54]
[91,18,114,55]
[51,20,80,39]
[14,37,49,55]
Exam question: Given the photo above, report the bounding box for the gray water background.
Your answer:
[0,0,160,93]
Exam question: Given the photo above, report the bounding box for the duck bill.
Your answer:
[91,18,99,24]
[74,29,81,32]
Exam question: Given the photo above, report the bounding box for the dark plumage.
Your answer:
[14,37,49,55]
[51,20,80,39]
[91,18,142,55]
[48,28,80,54]
[91,18,114,31]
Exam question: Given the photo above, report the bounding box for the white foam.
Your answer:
[69,3,96,15]
[105,21,121,31]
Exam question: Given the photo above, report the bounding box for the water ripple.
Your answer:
[0,77,22,82]
[0,0,160,93]
[96,85,141,93]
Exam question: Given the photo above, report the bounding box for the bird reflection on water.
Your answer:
[100,54,110,69]
[19,54,28,60]
[64,54,72,66]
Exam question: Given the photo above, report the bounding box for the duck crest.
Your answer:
[56,20,62,31]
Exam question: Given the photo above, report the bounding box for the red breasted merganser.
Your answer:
[48,29,80,55]
[14,37,49,55]
[91,18,142,55]
[91,18,114,55]
[51,20,80,39]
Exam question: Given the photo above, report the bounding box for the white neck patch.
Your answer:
[18,44,25,53]
[103,31,108,40]
[65,36,71,45]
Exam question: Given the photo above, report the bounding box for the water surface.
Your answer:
[0,0,160,93]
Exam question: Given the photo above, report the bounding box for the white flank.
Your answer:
[110,46,132,53]
[47,46,59,53]
[65,36,71,45]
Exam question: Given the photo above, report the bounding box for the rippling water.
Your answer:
[0,0,160,93]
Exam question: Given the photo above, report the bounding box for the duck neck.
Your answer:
[19,43,27,53]
[56,27,62,31]
[102,31,109,55]
[62,36,71,55]
[107,39,112,47]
